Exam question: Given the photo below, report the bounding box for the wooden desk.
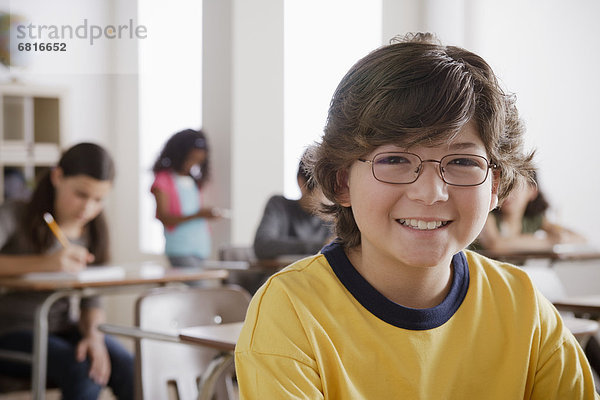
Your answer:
[554,295,600,317]
[179,322,243,400]
[0,265,228,400]
[563,316,600,346]
[477,245,600,265]
[179,321,242,351]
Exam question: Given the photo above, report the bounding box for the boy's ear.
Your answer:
[336,169,351,207]
[489,169,500,212]
[528,183,539,201]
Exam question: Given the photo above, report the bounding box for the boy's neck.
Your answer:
[346,246,454,309]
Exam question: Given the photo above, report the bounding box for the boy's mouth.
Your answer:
[396,218,450,230]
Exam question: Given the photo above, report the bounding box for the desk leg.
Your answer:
[32,290,74,400]
[197,352,234,400]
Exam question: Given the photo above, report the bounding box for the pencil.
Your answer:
[43,212,70,247]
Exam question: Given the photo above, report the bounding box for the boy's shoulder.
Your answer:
[261,253,333,288]
[463,249,536,294]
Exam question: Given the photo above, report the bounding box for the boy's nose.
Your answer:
[405,163,448,205]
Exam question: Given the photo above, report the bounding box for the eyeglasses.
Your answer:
[358,152,496,186]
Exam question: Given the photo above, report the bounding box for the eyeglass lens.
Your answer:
[371,152,490,186]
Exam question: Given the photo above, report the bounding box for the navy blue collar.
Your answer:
[322,242,469,330]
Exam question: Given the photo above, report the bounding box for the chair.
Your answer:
[103,285,251,400]
[522,265,569,303]
[219,246,271,294]
[523,265,599,347]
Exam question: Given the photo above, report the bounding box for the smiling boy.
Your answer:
[235,33,599,399]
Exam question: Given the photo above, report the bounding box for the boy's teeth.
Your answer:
[398,219,446,230]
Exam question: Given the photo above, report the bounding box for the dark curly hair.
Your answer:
[305,32,535,248]
[152,129,210,188]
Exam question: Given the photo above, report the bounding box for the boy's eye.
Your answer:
[445,156,483,168]
[375,155,411,165]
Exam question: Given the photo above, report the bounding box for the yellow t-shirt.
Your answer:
[235,243,599,399]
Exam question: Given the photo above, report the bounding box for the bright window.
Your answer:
[138,0,202,253]
[283,0,382,198]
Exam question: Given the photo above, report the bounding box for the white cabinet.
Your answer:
[0,84,65,201]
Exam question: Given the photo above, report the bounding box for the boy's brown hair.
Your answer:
[306,32,534,247]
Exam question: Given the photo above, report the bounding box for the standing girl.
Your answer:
[0,143,133,400]
[151,129,223,267]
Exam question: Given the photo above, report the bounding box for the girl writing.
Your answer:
[0,142,133,400]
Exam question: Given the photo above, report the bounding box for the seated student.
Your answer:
[3,167,31,201]
[235,33,598,398]
[0,143,133,400]
[475,170,586,252]
[253,155,333,260]
[475,170,599,378]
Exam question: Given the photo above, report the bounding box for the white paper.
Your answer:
[22,266,126,282]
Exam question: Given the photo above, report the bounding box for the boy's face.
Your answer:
[338,121,498,269]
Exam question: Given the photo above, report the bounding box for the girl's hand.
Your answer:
[76,333,111,386]
[196,207,230,219]
[46,245,95,273]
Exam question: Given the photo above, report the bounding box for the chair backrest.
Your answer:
[522,265,568,302]
[135,285,251,400]
[219,246,273,294]
[218,246,257,263]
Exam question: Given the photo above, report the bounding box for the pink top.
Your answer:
[151,171,181,231]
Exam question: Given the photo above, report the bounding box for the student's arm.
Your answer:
[151,188,219,227]
[541,219,587,245]
[235,282,324,399]
[236,351,324,399]
[77,306,111,386]
[0,246,92,276]
[0,201,91,276]
[253,196,327,259]
[477,214,555,252]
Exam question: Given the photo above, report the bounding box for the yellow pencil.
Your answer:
[43,212,70,247]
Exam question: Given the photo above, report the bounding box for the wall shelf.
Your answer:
[0,84,65,202]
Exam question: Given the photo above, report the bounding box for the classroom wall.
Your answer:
[382,0,600,248]
[2,0,114,147]
[4,0,599,259]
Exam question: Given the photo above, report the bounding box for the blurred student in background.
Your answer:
[475,170,598,376]
[476,170,586,252]
[0,143,133,400]
[3,167,31,201]
[253,154,334,260]
[151,129,225,267]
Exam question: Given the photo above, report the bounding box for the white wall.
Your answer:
[1,0,114,147]
[202,0,284,249]
[5,0,599,258]
[467,0,600,247]
[382,0,600,247]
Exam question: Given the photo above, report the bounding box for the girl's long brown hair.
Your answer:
[25,142,115,264]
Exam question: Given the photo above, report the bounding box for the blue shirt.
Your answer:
[164,175,211,258]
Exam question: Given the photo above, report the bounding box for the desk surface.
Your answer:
[477,245,600,264]
[0,267,228,291]
[177,317,596,352]
[554,295,600,316]
[563,316,599,340]
[179,322,243,352]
